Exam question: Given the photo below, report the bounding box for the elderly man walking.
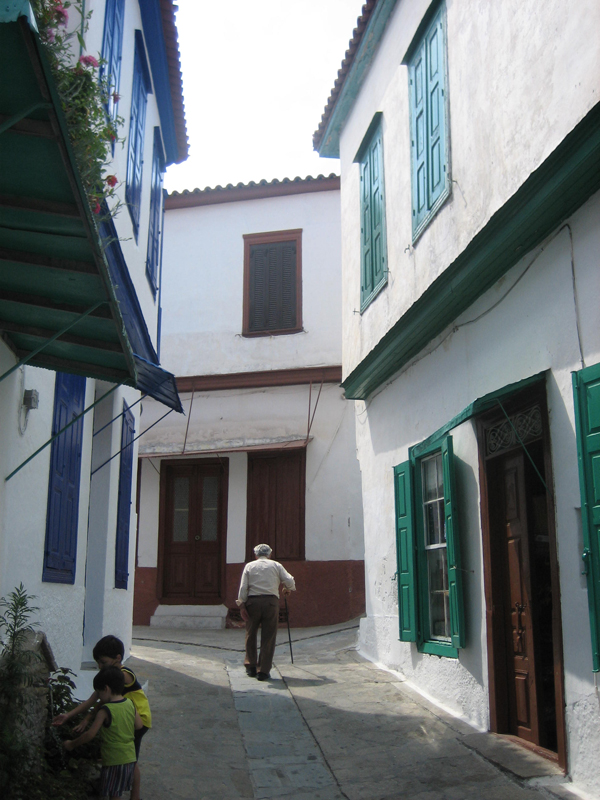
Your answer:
[237,544,296,680]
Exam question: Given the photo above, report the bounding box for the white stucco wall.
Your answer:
[0,350,142,674]
[338,0,600,377]
[137,382,364,565]
[353,191,600,792]
[159,188,342,376]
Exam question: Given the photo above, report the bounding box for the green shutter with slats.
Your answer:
[409,39,427,232]
[572,364,600,672]
[426,14,447,210]
[370,128,386,290]
[360,151,373,301]
[394,460,418,641]
[441,435,465,649]
[360,121,387,310]
[409,4,449,240]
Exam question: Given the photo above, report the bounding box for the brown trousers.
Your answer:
[244,595,279,675]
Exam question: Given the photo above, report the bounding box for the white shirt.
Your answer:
[237,557,296,605]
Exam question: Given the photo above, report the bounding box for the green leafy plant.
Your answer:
[31,0,125,219]
[0,584,41,796]
[0,588,100,800]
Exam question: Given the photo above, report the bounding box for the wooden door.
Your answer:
[246,449,305,561]
[500,452,540,743]
[162,463,225,603]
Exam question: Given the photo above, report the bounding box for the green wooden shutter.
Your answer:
[410,40,427,233]
[426,12,447,210]
[572,364,600,672]
[360,156,373,304]
[441,435,465,649]
[370,128,386,289]
[394,461,417,641]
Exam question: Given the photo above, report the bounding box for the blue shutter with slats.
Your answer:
[573,363,600,672]
[126,33,150,239]
[115,402,135,589]
[146,128,164,294]
[101,0,125,122]
[394,461,418,641]
[43,373,86,584]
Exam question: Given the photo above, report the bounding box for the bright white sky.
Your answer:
[164,0,362,193]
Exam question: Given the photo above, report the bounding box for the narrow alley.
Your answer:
[128,622,579,800]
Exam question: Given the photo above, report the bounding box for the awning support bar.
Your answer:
[91,408,174,476]
[93,393,146,438]
[496,399,548,491]
[5,382,123,482]
[0,300,108,384]
[0,101,52,136]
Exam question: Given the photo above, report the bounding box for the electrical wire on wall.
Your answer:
[356,222,584,422]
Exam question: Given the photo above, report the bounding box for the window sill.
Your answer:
[419,639,458,658]
[412,184,451,245]
[360,277,388,314]
[242,327,304,338]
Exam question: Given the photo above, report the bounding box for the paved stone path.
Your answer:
[127,622,592,800]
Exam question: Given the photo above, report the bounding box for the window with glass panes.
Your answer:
[394,434,465,656]
[420,452,450,640]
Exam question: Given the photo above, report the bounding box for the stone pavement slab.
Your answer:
[129,622,594,800]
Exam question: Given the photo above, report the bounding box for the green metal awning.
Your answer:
[0,11,136,386]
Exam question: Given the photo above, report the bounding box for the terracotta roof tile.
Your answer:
[160,0,188,163]
[165,174,340,209]
[313,0,378,152]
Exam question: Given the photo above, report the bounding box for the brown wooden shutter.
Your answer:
[246,450,305,561]
[248,241,297,332]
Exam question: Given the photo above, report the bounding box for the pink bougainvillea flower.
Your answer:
[93,200,101,215]
[55,5,68,26]
[105,175,118,188]
[79,55,99,68]
[46,28,56,43]
[112,92,120,103]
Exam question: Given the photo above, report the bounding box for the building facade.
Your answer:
[133,176,365,629]
[0,0,187,680]
[315,0,600,792]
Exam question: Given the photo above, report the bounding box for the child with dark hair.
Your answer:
[63,666,143,799]
[53,635,151,800]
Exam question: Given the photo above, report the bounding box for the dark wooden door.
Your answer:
[163,463,224,602]
[500,452,540,743]
[246,450,305,561]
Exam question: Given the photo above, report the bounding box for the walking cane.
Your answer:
[284,596,294,664]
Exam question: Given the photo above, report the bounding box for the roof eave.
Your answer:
[314,0,398,158]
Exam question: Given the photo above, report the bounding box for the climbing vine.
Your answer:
[31,0,123,217]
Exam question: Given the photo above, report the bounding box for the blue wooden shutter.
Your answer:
[115,402,135,589]
[394,461,417,641]
[410,40,427,232]
[441,435,465,649]
[573,364,600,672]
[146,128,164,294]
[43,373,86,584]
[426,13,447,210]
[126,34,149,238]
[101,0,125,122]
